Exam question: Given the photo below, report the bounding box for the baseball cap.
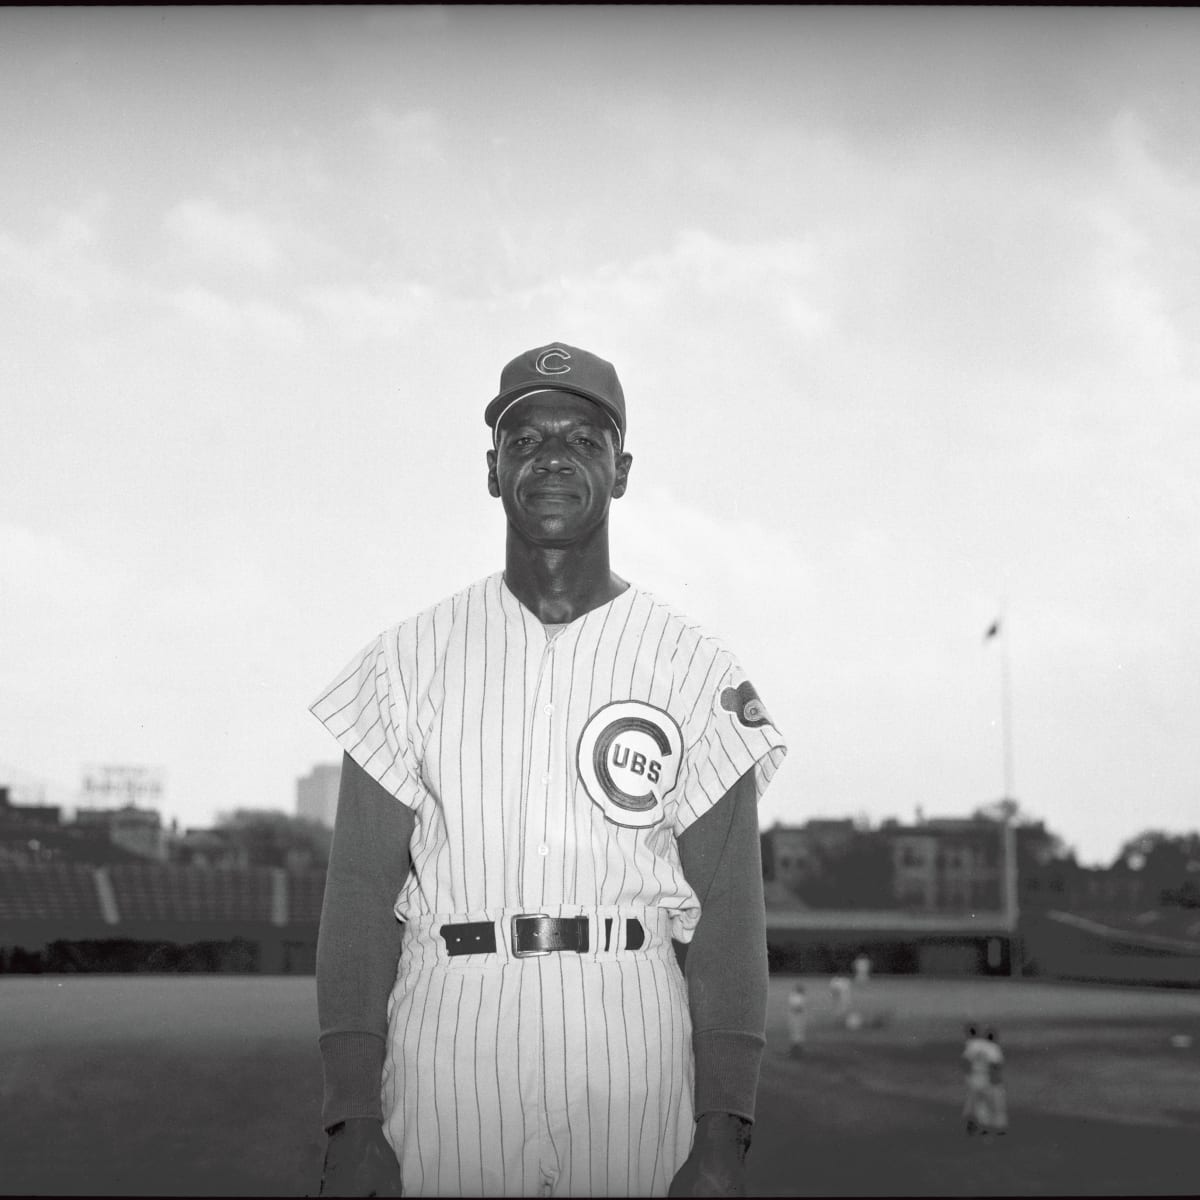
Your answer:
[485,342,626,448]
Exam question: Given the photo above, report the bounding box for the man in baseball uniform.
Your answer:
[961,1024,991,1135]
[852,951,871,985]
[785,982,808,1057]
[311,342,787,1197]
[829,971,851,1018]
[982,1028,1008,1135]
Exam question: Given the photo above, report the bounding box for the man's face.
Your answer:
[487,391,632,547]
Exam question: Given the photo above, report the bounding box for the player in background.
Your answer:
[961,1024,992,1135]
[983,1028,1009,1135]
[829,971,851,1019]
[852,950,871,985]
[786,982,808,1057]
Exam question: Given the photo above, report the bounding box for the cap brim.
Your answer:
[485,383,624,442]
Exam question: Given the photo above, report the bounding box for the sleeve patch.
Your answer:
[720,680,772,728]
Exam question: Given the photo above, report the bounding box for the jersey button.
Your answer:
[541,773,550,785]
[543,703,554,716]
[537,844,549,856]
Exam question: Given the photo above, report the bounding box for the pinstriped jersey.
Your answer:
[310,571,787,941]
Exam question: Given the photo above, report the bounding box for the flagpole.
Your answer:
[993,607,1020,965]
[988,614,1017,960]
[983,612,1015,802]
[1000,616,1015,804]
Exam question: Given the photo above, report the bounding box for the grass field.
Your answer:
[1,973,1197,1196]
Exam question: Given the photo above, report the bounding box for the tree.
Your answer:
[974,798,1020,825]
[1114,830,1200,907]
[971,802,1074,867]
[796,830,894,909]
[212,809,332,869]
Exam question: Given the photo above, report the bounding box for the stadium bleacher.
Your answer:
[0,863,105,922]
[288,870,327,924]
[106,865,277,923]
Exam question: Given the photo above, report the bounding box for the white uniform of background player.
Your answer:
[962,1025,992,1134]
[829,973,851,1017]
[983,1029,1008,1134]
[786,983,808,1055]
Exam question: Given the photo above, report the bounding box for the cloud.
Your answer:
[0,197,121,309]
[493,228,834,345]
[168,285,301,342]
[0,522,133,713]
[0,198,304,347]
[0,522,128,613]
[162,198,283,272]
[301,281,435,340]
[613,481,811,694]
[0,515,292,824]
[0,519,279,692]
[364,106,447,164]
[1082,110,1200,381]
[617,482,810,605]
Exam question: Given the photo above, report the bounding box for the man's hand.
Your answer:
[668,1112,752,1198]
[318,1118,404,1198]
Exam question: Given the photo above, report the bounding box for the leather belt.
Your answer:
[440,915,645,958]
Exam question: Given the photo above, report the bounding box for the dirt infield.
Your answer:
[0,973,1197,1196]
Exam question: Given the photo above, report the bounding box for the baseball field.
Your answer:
[1,972,1197,1196]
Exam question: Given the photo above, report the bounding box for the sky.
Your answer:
[1,6,1198,868]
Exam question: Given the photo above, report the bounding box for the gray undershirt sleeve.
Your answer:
[675,768,769,1122]
[316,752,414,1130]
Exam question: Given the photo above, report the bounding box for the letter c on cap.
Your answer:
[535,348,571,375]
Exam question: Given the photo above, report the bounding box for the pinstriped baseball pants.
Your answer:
[381,906,696,1197]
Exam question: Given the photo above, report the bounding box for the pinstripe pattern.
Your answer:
[381,909,693,1197]
[312,571,786,1196]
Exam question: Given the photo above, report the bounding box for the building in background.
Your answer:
[74,805,167,862]
[762,818,857,894]
[0,787,157,867]
[764,813,1008,913]
[296,764,341,828]
[169,826,250,869]
[0,787,63,829]
[80,764,165,809]
[887,818,1003,912]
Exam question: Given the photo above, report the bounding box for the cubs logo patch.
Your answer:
[721,680,772,728]
[535,347,571,376]
[577,701,683,829]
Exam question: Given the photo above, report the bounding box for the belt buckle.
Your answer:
[511,913,552,958]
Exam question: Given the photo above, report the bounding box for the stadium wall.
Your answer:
[1020,911,1200,988]
[763,909,1015,976]
[0,864,327,975]
[3,864,1198,986]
